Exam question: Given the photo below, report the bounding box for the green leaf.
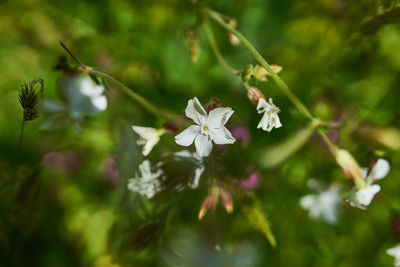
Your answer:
[259,123,314,168]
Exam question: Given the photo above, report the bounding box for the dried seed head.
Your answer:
[18,78,44,122]
[247,87,265,106]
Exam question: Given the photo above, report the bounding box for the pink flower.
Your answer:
[239,173,260,190]
[231,125,250,146]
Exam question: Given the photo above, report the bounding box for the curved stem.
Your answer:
[206,8,313,120]
[202,19,239,75]
[90,70,177,121]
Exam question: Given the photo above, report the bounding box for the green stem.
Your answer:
[203,19,239,75]
[317,128,338,154]
[18,119,25,150]
[90,70,177,121]
[206,9,313,120]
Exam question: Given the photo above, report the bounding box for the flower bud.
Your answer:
[203,98,221,114]
[221,191,234,213]
[335,149,362,182]
[253,65,282,82]
[227,19,240,46]
[240,64,254,82]
[198,193,218,220]
[247,87,265,106]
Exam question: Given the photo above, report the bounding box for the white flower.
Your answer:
[61,75,107,120]
[347,158,390,209]
[257,98,282,132]
[387,244,400,267]
[300,185,341,224]
[175,97,236,157]
[40,75,108,132]
[132,126,165,156]
[127,160,163,198]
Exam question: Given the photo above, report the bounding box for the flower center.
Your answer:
[203,126,209,131]
[271,108,280,114]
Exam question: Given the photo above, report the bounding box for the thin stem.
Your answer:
[59,42,87,70]
[18,120,25,150]
[203,19,239,75]
[317,128,338,155]
[90,70,176,121]
[206,9,313,120]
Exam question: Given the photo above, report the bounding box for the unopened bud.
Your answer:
[198,194,218,220]
[241,64,254,82]
[253,65,282,82]
[335,149,363,185]
[359,125,400,150]
[221,191,233,213]
[203,98,221,114]
[227,19,240,46]
[247,87,265,106]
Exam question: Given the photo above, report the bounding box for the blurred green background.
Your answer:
[1,0,400,266]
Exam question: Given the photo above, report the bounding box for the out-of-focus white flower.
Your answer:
[387,244,400,267]
[132,126,165,156]
[61,75,107,120]
[347,158,390,209]
[40,74,107,132]
[128,160,163,198]
[175,97,236,157]
[300,182,341,224]
[257,98,282,132]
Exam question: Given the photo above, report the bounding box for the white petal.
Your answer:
[79,77,104,96]
[142,135,160,156]
[90,95,107,112]
[207,107,234,128]
[132,126,158,138]
[195,134,213,157]
[272,113,282,128]
[185,97,207,125]
[257,98,270,112]
[300,195,315,209]
[257,113,269,130]
[189,165,204,189]
[175,125,200,146]
[210,127,236,144]
[139,160,152,179]
[370,158,390,180]
[356,184,381,207]
[387,244,400,267]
